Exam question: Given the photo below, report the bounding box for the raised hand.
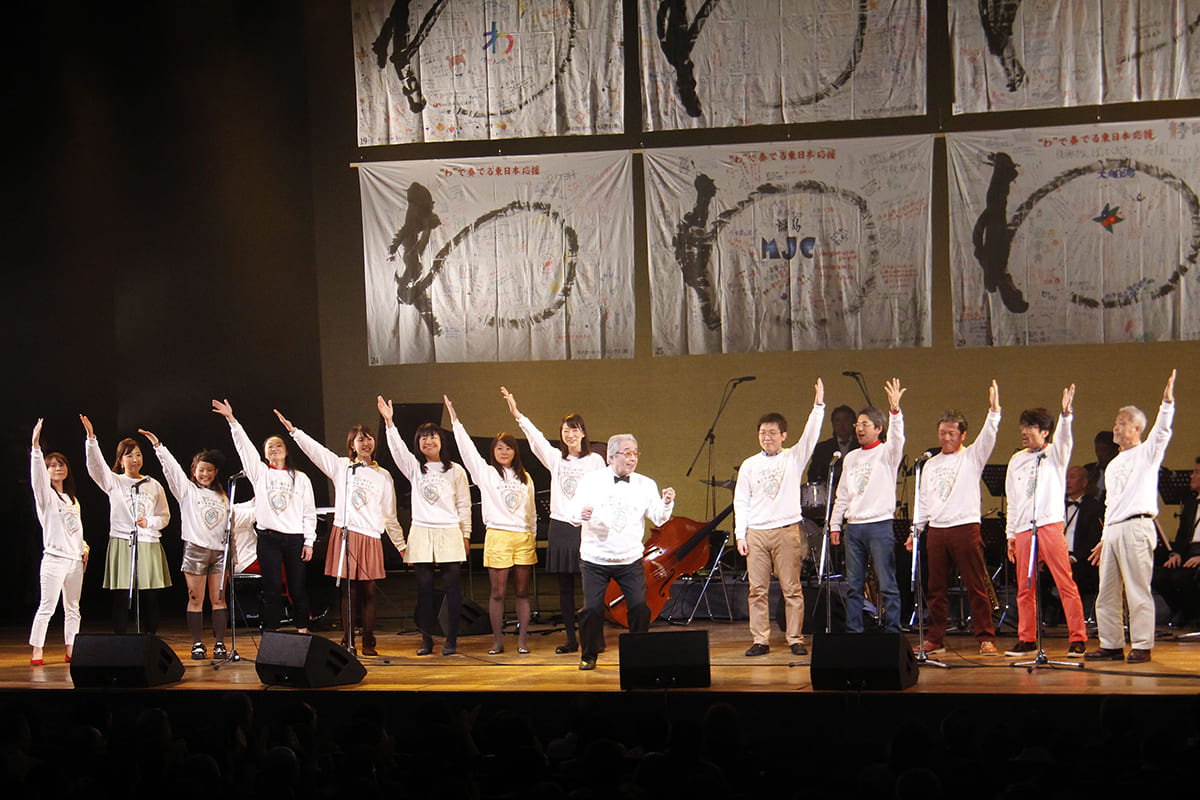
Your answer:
[443,395,458,424]
[1061,384,1076,415]
[32,418,43,448]
[662,487,675,505]
[500,386,520,419]
[79,414,95,438]
[884,378,906,411]
[814,378,824,406]
[1164,369,1176,404]
[273,409,296,433]
[376,395,394,426]
[137,428,161,447]
[989,380,1000,412]
[211,399,236,423]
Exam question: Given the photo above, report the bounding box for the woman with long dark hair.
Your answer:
[212,399,316,634]
[445,395,537,654]
[378,395,471,655]
[274,409,406,655]
[29,419,88,665]
[81,415,171,634]
[501,387,604,654]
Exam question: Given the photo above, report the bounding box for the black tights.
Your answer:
[557,572,578,648]
[112,589,161,634]
[340,579,378,645]
[415,562,462,644]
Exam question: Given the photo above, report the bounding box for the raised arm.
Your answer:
[80,415,114,491]
[1051,384,1075,465]
[446,396,488,483]
[1164,368,1176,404]
[279,409,342,480]
[970,381,1002,466]
[30,420,52,508]
[138,429,190,501]
[213,399,265,484]
[501,386,520,419]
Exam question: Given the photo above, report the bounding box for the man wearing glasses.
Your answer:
[569,435,675,671]
[830,379,907,633]
[734,379,825,656]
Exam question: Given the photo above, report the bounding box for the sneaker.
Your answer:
[213,642,228,659]
[191,642,207,660]
[918,641,946,655]
[1004,641,1036,657]
[979,641,999,656]
[1084,647,1125,661]
[744,643,770,657]
[1067,641,1086,658]
[790,643,808,656]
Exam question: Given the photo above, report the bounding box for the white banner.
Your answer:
[639,0,926,131]
[951,0,1200,114]
[644,136,933,356]
[359,151,634,364]
[947,119,1200,347]
[353,0,624,144]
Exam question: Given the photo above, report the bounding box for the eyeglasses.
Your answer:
[616,449,639,458]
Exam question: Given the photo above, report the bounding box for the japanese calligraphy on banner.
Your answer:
[353,0,623,145]
[947,119,1200,348]
[643,137,933,356]
[639,0,926,131]
[358,151,634,364]
[950,0,1200,114]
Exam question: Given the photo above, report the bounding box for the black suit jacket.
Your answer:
[1170,492,1199,557]
[1065,494,1102,563]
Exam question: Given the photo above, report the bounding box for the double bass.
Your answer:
[605,503,735,626]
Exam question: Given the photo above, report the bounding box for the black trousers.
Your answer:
[579,559,648,660]
[256,528,309,630]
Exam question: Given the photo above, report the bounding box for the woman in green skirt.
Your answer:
[81,415,172,634]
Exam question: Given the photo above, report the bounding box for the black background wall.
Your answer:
[0,1,326,620]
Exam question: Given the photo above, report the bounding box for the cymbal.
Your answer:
[700,478,736,490]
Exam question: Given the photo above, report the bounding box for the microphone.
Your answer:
[228,470,246,481]
[348,462,365,472]
[842,371,861,377]
[829,451,843,463]
[731,376,757,383]
[131,476,151,490]
[918,448,939,460]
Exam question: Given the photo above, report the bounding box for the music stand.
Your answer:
[981,464,1008,497]
[1158,469,1194,505]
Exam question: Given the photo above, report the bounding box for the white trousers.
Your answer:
[29,553,84,648]
[1095,518,1157,651]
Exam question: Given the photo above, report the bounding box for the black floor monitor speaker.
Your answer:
[255,632,366,688]
[618,630,711,690]
[810,632,919,690]
[413,591,491,637]
[70,634,185,688]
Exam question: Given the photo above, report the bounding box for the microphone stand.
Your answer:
[686,378,749,520]
[216,475,242,664]
[127,481,145,633]
[338,462,363,655]
[910,458,947,668]
[1014,452,1082,671]
[794,455,843,669]
[844,372,874,408]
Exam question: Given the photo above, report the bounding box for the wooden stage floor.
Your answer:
[5,619,1200,695]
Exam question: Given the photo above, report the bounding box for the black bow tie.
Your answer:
[614,475,629,484]
[1066,500,1079,507]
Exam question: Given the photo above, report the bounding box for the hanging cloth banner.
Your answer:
[950,0,1200,114]
[947,118,1200,347]
[359,151,635,364]
[643,136,933,356]
[352,0,624,145]
[639,0,926,131]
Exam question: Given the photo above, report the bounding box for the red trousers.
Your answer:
[925,523,995,645]
[1014,522,1086,643]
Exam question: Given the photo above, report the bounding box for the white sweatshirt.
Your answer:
[85,437,170,542]
[914,409,1001,529]
[290,429,406,552]
[1103,402,1174,528]
[152,443,230,551]
[517,414,606,522]
[830,411,906,531]
[568,467,674,565]
[227,422,317,545]
[1005,414,1072,539]
[383,425,472,533]
[733,404,825,539]
[452,420,535,533]
[31,447,87,560]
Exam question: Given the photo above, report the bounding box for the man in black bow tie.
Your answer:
[1044,465,1102,624]
[1153,458,1200,628]
[569,434,675,670]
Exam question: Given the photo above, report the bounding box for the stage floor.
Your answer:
[6,619,1200,694]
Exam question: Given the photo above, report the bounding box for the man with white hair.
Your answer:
[569,434,675,671]
[1086,370,1176,664]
